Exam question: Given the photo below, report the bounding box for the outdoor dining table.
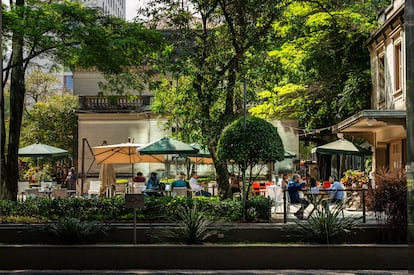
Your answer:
[302,190,330,218]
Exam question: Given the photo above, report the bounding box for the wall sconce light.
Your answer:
[367,118,376,126]
[337,133,344,139]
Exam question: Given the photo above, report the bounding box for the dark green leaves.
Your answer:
[217,116,285,167]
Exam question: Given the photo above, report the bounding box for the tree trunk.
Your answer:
[208,143,230,199]
[0,0,6,198]
[1,0,25,200]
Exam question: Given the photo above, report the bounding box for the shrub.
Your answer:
[245,196,271,221]
[0,195,265,223]
[41,217,110,244]
[285,203,361,244]
[162,203,217,244]
[373,169,407,242]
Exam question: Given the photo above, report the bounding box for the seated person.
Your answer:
[145,172,161,196]
[172,172,187,188]
[229,173,241,194]
[133,172,146,183]
[326,175,345,203]
[309,177,319,194]
[287,174,310,219]
[189,172,211,197]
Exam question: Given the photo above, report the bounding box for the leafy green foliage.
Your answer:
[0,195,274,223]
[245,196,272,222]
[250,0,390,131]
[41,217,110,244]
[20,94,79,157]
[285,202,361,244]
[217,116,285,169]
[162,203,218,244]
[1,0,164,200]
[141,0,290,198]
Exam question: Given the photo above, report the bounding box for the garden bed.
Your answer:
[0,223,397,244]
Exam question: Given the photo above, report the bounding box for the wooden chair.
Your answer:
[113,184,127,196]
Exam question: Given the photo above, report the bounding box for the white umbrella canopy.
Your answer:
[92,143,164,165]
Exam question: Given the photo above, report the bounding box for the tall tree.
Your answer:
[249,0,390,134]
[140,0,289,198]
[1,0,163,200]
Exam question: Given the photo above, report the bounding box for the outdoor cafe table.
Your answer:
[302,190,330,218]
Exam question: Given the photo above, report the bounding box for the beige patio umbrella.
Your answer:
[92,142,164,178]
[92,143,164,164]
[99,163,116,197]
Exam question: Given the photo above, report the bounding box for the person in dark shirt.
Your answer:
[287,174,309,219]
[133,172,146,183]
[172,172,187,188]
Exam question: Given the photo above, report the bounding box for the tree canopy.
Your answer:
[249,0,389,132]
[1,0,164,200]
[217,116,285,170]
[20,94,79,157]
[140,0,289,198]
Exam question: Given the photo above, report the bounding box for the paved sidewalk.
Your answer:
[0,270,408,274]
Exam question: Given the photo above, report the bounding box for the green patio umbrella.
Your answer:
[284,151,296,158]
[138,137,199,178]
[185,143,213,166]
[18,142,69,157]
[138,137,199,155]
[18,142,69,166]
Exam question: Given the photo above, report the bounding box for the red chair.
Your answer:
[252,182,261,196]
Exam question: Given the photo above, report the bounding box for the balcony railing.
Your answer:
[78,96,153,112]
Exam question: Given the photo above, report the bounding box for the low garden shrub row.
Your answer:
[0,195,271,223]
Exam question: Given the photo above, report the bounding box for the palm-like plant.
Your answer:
[287,202,361,244]
[164,203,217,244]
[43,217,110,244]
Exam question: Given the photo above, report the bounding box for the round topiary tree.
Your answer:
[217,116,285,201]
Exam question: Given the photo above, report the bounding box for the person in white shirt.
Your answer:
[189,172,211,197]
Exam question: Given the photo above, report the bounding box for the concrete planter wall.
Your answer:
[0,244,407,270]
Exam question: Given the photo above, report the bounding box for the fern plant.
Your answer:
[163,203,217,244]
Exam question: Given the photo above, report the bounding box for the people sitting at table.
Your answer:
[133,172,146,183]
[172,172,187,188]
[326,175,345,203]
[309,177,319,194]
[145,172,161,196]
[189,172,211,197]
[287,174,309,220]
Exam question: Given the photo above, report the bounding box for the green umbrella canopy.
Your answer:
[138,137,199,155]
[284,151,296,158]
[311,139,372,156]
[183,143,211,158]
[18,142,69,157]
